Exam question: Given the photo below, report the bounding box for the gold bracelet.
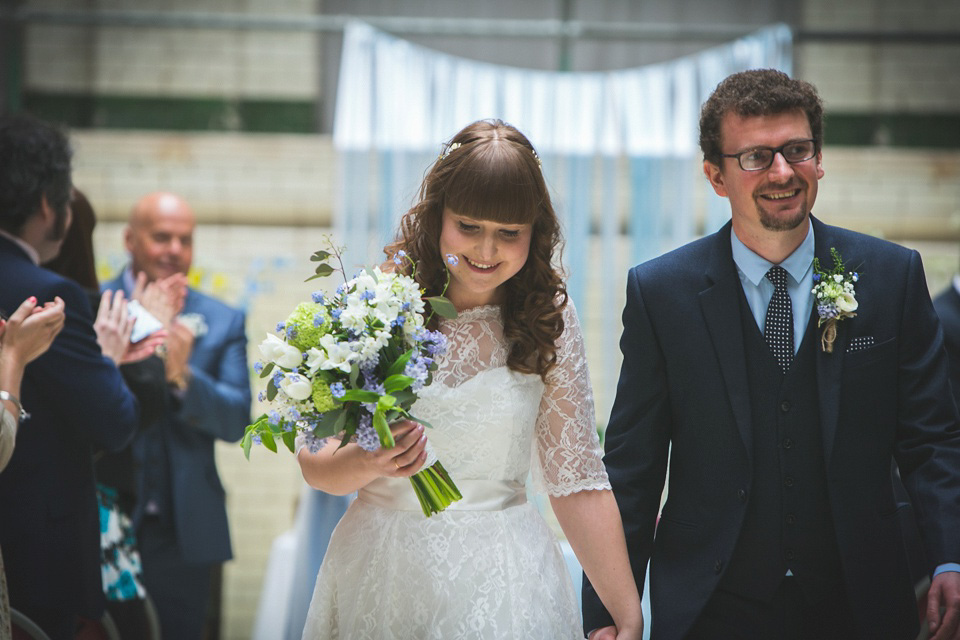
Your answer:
[0,390,27,421]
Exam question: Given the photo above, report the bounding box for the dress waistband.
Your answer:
[358,477,527,512]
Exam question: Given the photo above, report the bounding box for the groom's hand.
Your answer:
[928,571,960,639]
[588,626,618,640]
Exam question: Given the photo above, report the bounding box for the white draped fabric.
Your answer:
[332,18,791,421]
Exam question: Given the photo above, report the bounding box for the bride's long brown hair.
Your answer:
[386,119,567,381]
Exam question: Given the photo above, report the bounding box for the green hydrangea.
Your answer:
[286,302,329,351]
[311,378,337,413]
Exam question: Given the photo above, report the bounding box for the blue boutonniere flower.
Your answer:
[812,247,860,353]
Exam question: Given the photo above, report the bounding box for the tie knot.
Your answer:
[766,265,788,289]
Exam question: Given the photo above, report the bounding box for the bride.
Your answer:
[297,119,642,640]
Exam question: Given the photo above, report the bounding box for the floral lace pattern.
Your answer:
[302,300,608,639]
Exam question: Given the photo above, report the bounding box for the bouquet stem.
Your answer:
[409,460,462,517]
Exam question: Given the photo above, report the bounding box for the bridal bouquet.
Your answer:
[242,241,462,516]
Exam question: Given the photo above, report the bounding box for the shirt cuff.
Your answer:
[933,563,960,577]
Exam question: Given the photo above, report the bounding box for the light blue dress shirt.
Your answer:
[730,222,958,580]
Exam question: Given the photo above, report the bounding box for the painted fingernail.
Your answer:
[419,435,427,444]
[417,424,424,432]
[28,296,36,304]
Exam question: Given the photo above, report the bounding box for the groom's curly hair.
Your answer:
[699,68,824,166]
[386,118,567,381]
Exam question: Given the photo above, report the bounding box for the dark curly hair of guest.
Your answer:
[0,113,73,236]
[386,119,567,381]
[699,69,824,166]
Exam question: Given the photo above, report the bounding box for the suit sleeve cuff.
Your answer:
[933,563,960,577]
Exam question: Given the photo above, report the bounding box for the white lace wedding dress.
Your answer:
[301,302,610,640]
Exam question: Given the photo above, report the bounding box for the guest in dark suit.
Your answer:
[934,274,960,412]
[45,188,172,640]
[582,70,960,640]
[0,114,140,640]
[102,191,251,640]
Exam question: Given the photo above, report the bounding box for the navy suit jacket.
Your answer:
[0,235,138,621]
[582,217,960,640]
[102,272,250,564]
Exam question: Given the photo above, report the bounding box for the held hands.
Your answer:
[366,420,428,478]
[588,620,644,640]
[0,296,65,365]
[928,571,960,640]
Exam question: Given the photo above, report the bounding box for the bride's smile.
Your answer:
[439,208,532,309]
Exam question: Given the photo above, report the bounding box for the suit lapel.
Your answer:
[811,217,849,465]
[699,222,755,459]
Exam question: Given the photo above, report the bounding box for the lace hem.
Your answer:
[543,480,613,498]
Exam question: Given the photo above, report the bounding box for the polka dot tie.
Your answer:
[764,265,794,373]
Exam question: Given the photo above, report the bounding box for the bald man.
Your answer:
[102,192,251,640]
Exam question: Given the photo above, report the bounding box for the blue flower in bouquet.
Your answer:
[301,431,326,454]
[355,412,379,452]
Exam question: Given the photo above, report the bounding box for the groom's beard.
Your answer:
[755,179,810,232]
[758,206,808,232]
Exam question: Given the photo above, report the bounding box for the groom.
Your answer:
[583,69,960,639]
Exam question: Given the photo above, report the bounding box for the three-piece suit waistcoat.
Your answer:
[718,293,845,604]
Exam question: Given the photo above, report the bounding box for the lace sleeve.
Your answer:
[531,299,611,496]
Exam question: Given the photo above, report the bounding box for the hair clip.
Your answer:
[530,147,542,169]
[437,142,462,162]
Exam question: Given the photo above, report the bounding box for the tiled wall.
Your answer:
[797,0,960,113]
[72,132,337,226]
[24,0,319,100]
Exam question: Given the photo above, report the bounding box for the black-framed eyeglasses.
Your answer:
[719,139,818,171]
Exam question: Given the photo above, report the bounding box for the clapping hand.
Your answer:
[133,271,187,328]
[95,290,167,365]
[0,296,65,364]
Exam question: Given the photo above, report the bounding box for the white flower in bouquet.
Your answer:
[258,333,302,369]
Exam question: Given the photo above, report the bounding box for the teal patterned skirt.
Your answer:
[98,484,146,601]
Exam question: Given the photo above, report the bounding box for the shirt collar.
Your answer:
[730,219,815,286]
[0,229,40,265]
